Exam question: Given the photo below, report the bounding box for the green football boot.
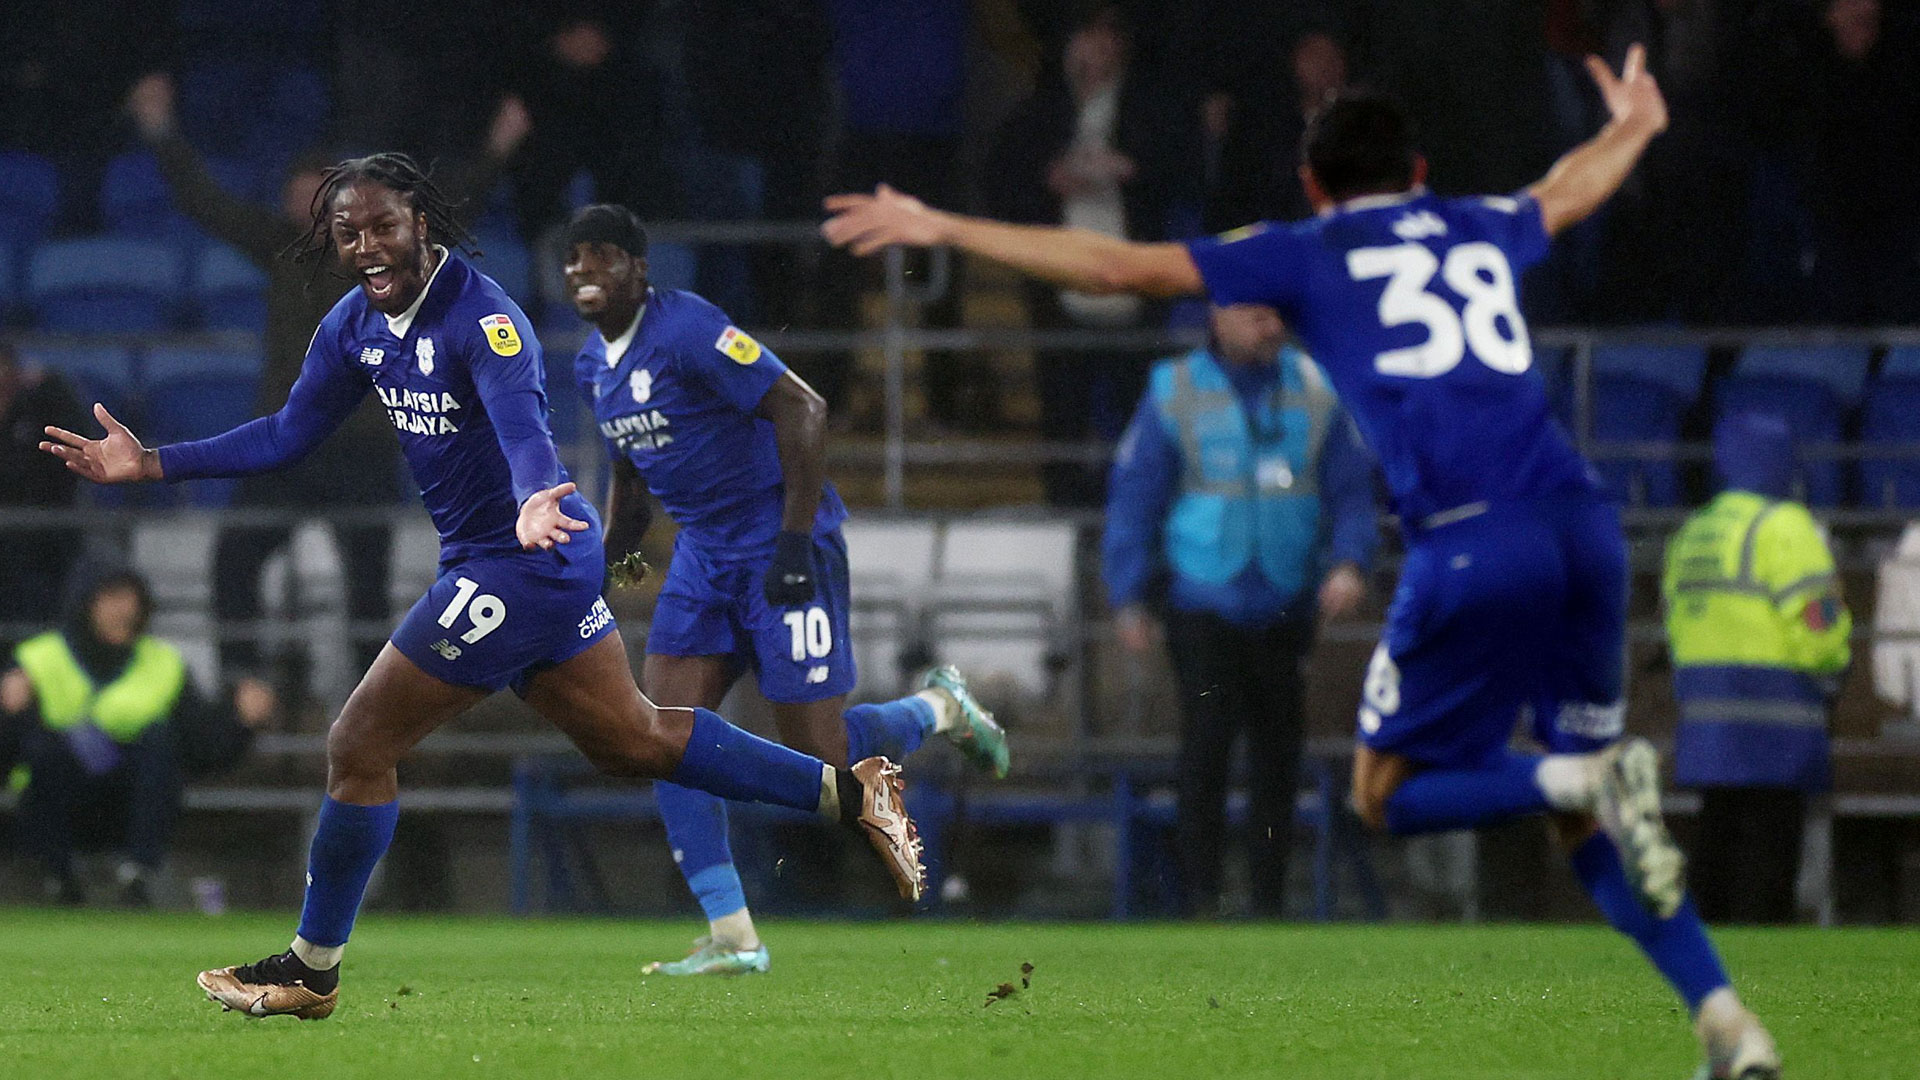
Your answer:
[642,937,771,977]
[921,665,1011,779]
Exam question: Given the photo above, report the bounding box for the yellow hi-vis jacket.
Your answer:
[1662,491,1850,790]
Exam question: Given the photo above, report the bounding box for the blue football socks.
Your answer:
[669,708,828,813]
[844,697,935,764]
[655,781,747,920]
[295,796,400,950]
[1383,753,1551,835]
[1570,832,1730,1011]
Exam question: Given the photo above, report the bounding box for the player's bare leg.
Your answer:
[523,633,923,899]
[198,645,486,1019]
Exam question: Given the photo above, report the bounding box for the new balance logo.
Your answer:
[359,347,385,367]
[806,665,830,685]
[1391,210,1448,241]
[430,638,463,661]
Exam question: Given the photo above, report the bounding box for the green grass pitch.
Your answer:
[0,910,1909,1079]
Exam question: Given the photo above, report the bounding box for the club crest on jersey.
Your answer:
[358,347,385,367]
[630,368,652,404]
[715,325,762,365]
[1391,210,1448,241]
[480,313,522,357]
[416,337,435,376]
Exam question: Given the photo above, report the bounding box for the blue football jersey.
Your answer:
[1186,190,1598,524]
[574,288,847,551]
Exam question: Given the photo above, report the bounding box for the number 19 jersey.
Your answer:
[1185,190,1599,526]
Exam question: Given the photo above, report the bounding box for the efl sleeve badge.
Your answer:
[715,325,763,365]
[479,313,524,357]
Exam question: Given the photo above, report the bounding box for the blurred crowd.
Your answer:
[3,0,1916,334]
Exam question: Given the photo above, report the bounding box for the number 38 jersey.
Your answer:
[1186,190,1599,525]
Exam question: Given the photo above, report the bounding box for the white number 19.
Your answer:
[437,576,507,643]
[1346,241,1531,378]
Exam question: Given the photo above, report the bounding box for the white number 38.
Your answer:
[1346,241,1531,378]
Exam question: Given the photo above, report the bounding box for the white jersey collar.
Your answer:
[384,245,451,338]
[601,298,648,366]
[1322,186,1427,217]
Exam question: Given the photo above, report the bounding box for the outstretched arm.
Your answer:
[43,333,367,483]
[822,184,1205,298]
[1528,44,1669,237]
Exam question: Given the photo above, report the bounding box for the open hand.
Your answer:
[1587,43,1667,138]
[41,403,161,484]
[126,72,177,142]
[821,184,950,256]
[1318,563,1366,622]
[518,481,589,551]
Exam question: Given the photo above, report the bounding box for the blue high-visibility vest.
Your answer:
[1151,347,1335,603]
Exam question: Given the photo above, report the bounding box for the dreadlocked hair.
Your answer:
[286,152,482,273]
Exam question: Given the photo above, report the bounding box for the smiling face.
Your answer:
[329,180,435,315]
[564,240,648,335]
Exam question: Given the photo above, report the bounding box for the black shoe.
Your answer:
[44,873,84,907]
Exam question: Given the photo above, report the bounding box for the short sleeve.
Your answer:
[1184,222,1311,310]
[678,315,790,414]
[1468,192,1551,273]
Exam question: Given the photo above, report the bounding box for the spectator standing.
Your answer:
[1803,0,1920,323]
[1663,413,1850,923]
[984,5,1194,504]
[1103,304,1377,917]
[0,343,87,647]
[1202,29,1350,232]
[1,570,277,907]
[126,73,530,699]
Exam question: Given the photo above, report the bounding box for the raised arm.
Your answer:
[1528,44,1669,237]
[822,184,1205,298]
[128,73,290,265]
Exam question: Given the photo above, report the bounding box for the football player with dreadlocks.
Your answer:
[41,153,926,1020]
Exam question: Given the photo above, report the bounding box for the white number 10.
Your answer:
[1346,241,1531,378]
[437,576,507,643]
[782,607,832,663]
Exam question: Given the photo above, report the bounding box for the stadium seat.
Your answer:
[841,518,941,698]
[924,519,1077,700]
[194,244,270,333]
[101,152,196,240]
[17,344,136,408]
[644,241,698,293]
[143,343,262,386]
[0,150,60,244]
[1858,346,1920,509]
[472,228,532,308]
[1715,345,1872,507]
[143,372,263,506]
[28,237,183,332]
[1586,345,1707,507]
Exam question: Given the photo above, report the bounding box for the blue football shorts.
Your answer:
[1357,497,1628,768]
[390,510,616,697]
[647,527,857,705]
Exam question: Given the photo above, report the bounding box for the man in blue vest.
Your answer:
[1663,412,1850,923]
[1104,303,1378,916]
[1,569,278,906]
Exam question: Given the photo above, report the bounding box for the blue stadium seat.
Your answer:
[101,152,199,240]
[194,244,270,333]
[1735,343,1872,404]
[1714,345,1872,507]
[28,238,183,332]
[1858,349,1920,509]
[143,344,262,386]
[1586,345,1707,507]
[19,344,136,409]
[144,373,262,506]
[646,241,698,292]
[472,229,532,308]
[0,150,60,244]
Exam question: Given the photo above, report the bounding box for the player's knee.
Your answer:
[324,718,389,782]
[1351,787,1391,833]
